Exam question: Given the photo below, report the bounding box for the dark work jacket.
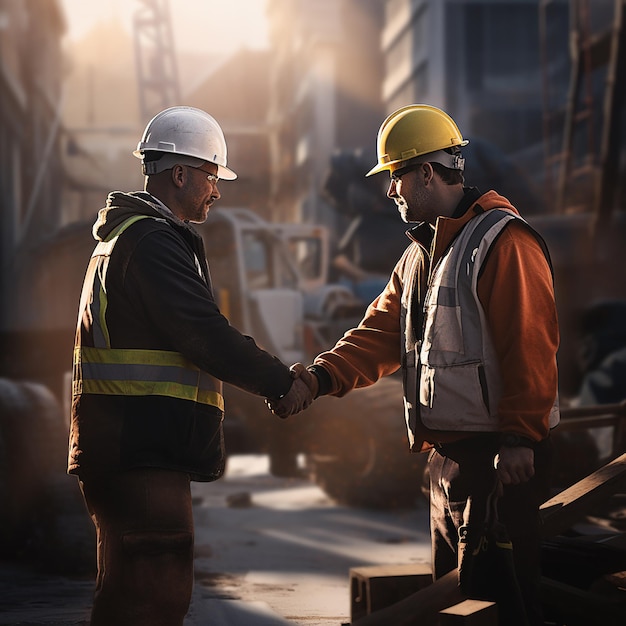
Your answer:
[68,191,292,481]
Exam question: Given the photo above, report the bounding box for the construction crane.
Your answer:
[133,0,181,121]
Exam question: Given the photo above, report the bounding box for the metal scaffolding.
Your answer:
[133,0,181,122]
[540,0,626,233]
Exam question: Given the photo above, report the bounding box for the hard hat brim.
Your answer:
[217,164,237,180]
[365,161,393,177]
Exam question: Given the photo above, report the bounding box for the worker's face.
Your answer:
[386,162,436,224]
[180,163,221,223]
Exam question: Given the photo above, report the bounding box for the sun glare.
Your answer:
[61,0,269,55]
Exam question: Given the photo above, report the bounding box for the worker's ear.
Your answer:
[171,164,186,188]
[422,162,434,186]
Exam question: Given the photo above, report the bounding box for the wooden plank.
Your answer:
[603,572,626,592]
[439,599,498,625]
[604,570,626,591]
[540,576,626,625]
[556,414,622,431]
[540,452,626,537]
[350,563,432,580]
[559,401,626,419]
[599,533,626,551]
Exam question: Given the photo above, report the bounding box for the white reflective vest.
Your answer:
[73,215,224,410]
[403,209,559,438]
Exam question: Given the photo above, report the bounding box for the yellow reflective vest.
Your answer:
[73,215,224,411]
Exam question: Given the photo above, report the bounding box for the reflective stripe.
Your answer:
[79,379,224,410]
[90,215,153,349]
[92,274,109,348]
[74,346,224,410]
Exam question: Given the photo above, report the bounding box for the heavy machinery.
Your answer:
[197,207,426,508]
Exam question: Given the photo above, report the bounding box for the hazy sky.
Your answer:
[60,0,269,55]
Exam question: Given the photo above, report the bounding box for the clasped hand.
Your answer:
[266,363,319,419]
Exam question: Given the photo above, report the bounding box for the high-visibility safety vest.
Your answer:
[403,209,559,438]
[73,215,224,411]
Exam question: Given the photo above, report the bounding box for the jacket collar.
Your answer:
[406,188,518,265]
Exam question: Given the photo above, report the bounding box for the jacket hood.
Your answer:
[92,191,187,241]
[474,190,519,216]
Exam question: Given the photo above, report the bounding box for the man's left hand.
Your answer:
[494,446,535,485]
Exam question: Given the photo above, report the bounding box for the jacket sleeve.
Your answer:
[122,227,293,400]
[477,221,559,441]
[312,261,405,396]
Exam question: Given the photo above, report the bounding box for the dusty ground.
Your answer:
[0,455,432,626]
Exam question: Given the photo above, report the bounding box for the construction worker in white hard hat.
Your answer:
[68,106,313,626]
[270,104,560,626]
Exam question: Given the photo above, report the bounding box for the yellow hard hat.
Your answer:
[366,104,469,177]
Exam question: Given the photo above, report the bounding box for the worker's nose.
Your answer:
[386,179,397,199]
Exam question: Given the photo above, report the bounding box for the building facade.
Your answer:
[380,0,571,202]
[186,49,274,217]
[0,0,66,335]
[265,0,386,226]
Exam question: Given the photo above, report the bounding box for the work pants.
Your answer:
[80,468,194,626]
[429,436,553,626]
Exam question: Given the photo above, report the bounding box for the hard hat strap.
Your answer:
[142,153,205,175]
[397,149,465,173]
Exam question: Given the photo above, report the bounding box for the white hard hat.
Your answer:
[133,106,237,180]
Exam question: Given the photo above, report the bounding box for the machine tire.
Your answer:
[305,376,427,509]
[0,378,94,569]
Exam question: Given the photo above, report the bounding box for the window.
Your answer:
[242,233,271,289]
[465,4,540,92]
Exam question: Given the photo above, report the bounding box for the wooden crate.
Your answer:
[349,563,432,622]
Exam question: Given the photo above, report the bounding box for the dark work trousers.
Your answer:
[429,435,553,626]
[80,469,194,626]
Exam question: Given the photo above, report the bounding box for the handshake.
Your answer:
[267,363,319,419]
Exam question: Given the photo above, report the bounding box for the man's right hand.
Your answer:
[494,445,535,485]
[289,363,319,398]
[266,363,319,418]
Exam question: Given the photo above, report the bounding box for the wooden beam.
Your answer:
[439,599,498,625]
[540,576,626,624]
[540,452,626,537]
[559,401,626,420]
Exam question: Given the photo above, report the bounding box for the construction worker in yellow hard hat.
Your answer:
[270,103,560,626]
